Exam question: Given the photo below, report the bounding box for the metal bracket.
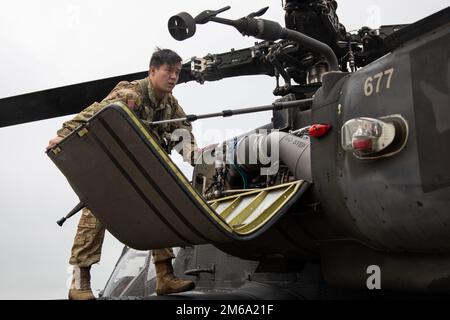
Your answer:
[184,264,215,276]
[77,128,89,137]
[51,146,62,155]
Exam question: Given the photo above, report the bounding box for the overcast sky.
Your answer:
[0,0,447,299]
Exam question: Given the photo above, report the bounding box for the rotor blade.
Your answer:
[0,71,147,128]
[0,61,197,128]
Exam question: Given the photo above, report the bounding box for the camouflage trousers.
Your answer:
[69,208,175,267]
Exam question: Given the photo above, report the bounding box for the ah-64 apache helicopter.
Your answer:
[1,0,449,299]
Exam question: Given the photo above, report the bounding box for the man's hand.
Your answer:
[47,135,64,150]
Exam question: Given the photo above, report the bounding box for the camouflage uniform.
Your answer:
[57,77,197,267]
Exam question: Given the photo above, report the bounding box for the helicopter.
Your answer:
[1,0,449,299]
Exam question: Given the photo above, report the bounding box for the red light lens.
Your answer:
[352,138,373,151]
[309,124,332,138]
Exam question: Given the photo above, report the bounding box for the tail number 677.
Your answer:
[364,68,394,96]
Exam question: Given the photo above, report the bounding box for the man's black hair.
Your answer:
[149,48,182,68]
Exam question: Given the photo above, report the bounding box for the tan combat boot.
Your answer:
[68,266,96,300]
[155,260,195,295]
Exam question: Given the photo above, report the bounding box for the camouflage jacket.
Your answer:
[57,77,197,162]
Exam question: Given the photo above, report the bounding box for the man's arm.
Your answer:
[46,101,107,150]
[47,81,142,149]
[56,101,108,137]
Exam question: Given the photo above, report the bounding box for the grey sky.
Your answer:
[0,0,447,299]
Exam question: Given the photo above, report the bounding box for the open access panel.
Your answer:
[48,103,311,258]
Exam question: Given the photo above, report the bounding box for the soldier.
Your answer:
[47,48,197,300]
